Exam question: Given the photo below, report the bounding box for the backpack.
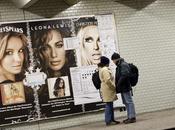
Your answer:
[92,71,101,90]
[128,63,139,87]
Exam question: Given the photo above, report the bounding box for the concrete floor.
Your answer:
[58,108,175,130]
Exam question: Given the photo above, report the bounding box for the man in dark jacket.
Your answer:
[111,52,136,124]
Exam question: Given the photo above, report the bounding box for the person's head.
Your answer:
[0,32,28,81]
[99,56,110,67]
[53,77,65,97]
[36,29,66,72]
[77,25,101,66]
[111,52,120,65]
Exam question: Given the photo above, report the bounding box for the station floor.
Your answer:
[58,108,175,130]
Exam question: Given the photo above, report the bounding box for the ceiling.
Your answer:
[10,0,79,8]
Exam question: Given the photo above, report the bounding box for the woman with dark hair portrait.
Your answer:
[53,77,65,98]
[77,24,102,66]
[0,31,28,84]
[31,23,76,103]
[33,28,76,78]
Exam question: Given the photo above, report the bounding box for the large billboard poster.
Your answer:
[0,14,123,126]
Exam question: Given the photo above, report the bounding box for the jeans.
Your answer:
[105,102,115,123]
[121,91,136,119]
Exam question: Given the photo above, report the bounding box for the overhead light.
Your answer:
[11,0,39,8]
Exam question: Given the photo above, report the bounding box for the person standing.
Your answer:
[98,56,120,126]
[111,52,136,124]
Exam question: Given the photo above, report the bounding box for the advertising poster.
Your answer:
[0,22,35,125]
[29,19,83,118]
[0,14,123,126]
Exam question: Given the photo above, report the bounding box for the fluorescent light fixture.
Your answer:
[11,0,39,8]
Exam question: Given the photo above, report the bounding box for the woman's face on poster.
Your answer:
[0,36,24,75]
[83,25,101,65]
[58,79,65,97]
[55,79,65,97]
[59,79,64,88]
[43,30,66,71]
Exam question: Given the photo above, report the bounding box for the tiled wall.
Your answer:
[1,0,175,129]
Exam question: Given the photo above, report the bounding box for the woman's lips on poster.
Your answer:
[50,60,61,66]
[12,64,22,69]
[92,53,101,60]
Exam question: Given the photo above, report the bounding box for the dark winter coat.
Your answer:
[115,58,132,93]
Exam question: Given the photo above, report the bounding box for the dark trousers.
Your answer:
[105,102,115,123]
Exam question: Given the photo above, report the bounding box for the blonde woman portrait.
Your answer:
[0,31,28,84]
[77,24,102,66]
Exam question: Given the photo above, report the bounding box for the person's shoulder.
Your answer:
[102,66,108,70]
[122,61,128,66]
[120,59,128,65]
[120,61,130,73]
[101,67,110,73]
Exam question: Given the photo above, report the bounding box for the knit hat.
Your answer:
[111,52,120,60]
[100,56,110,65]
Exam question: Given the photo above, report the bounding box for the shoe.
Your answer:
[123,118,129,123]
[112,120,120,124]
[123,118,136,124]
[106,122,111,126]
[106,121,120,126]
